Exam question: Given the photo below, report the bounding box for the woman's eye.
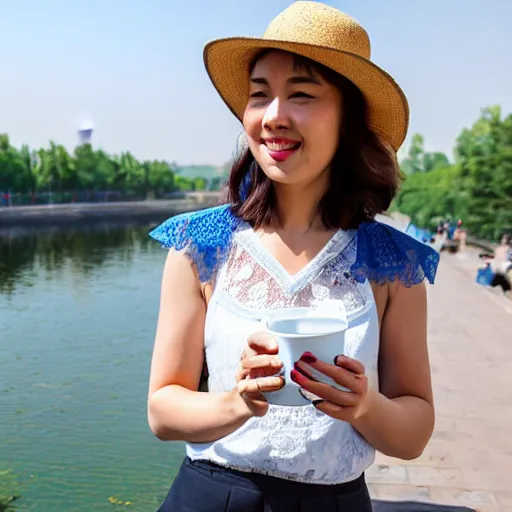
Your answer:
[290,92,314,99]
[249,91,266,98]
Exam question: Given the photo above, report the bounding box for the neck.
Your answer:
[272,177,329,233]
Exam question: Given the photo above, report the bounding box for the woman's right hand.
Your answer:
[234,332,284,417]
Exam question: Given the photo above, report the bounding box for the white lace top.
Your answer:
[185,223,380,484]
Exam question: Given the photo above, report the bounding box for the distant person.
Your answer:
[491,234,512,295]
[477,234,512,295]
[451,220,467,253]
[452,219,463,241]
[494,233,512,268]
[147,3,439,511]
[433,224,448,252]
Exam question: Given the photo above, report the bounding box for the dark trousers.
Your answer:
[491,272,511,292]
[158,457,373,512]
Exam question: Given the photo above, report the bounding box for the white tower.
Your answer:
[77,117,94,145]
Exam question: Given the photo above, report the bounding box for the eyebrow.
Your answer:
[250,75,321,86]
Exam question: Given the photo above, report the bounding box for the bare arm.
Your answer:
[147,249,252,443]
[351,280,435,459]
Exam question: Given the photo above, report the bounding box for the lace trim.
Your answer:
[234,228,356,296]
[219,229,370,313]
[148,204,241,283]
[352,221,440,287]
[148,206,440,287]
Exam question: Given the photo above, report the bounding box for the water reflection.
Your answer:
[0,221,162,295]
[0,218,180,511]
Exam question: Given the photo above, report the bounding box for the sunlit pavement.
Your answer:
[366,250,512,511]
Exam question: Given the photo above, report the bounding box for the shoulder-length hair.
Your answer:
[226,50,403,230]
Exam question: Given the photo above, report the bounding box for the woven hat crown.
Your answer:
[203,1,409,151]
[263,2,371,60]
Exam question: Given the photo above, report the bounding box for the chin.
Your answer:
[261,165,298,184]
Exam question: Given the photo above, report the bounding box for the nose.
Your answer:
[262,97,291,131]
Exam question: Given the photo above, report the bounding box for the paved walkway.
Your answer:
[366,251,512,511]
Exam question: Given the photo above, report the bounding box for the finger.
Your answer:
[249,367,278,380]
[313,400,357,421]
[247,332,279,354]
[334,355,365,375]
[294,359,366,394]
[241,354,282,373]
[238,375,285,394]
[235,365,250,383]
[290,368,360,406]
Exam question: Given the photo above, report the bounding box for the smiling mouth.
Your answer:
[262,138,301,150]
[261,138,301,162]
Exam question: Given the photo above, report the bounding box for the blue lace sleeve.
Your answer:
[148,204,241,283]
[351,221,440,287]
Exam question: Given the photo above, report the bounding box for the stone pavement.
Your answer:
[366,251,512,511]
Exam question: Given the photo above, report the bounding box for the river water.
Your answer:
[0,220,184,511]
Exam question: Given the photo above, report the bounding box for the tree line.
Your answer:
[393,105,512,242]
[0,134,215,206]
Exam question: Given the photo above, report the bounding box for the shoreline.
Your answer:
[0,194,221,228]
[0,201,496,253]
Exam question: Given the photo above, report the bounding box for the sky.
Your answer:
[1,0,511,166]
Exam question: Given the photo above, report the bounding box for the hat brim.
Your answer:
[204,37,409,151]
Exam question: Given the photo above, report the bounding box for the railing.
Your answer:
[0,191,147,207]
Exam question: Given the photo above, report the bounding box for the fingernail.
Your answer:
[298,388,311,401]
[333,354,341,365]
[298,387,321,403]
[312,399,324,406]
[293,362,313,380]
[293,363,311,379]
[290,368,301,383]
[300,351,317,364]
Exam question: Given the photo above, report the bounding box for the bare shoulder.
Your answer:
[371,278,427,325]
[161,246,204,291]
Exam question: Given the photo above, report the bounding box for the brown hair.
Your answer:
[226,50,403,229]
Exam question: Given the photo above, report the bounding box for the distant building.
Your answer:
[77,119,94,145]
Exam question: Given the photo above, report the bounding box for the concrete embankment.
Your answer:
[0,193,221,228]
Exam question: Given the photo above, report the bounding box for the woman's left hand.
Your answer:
[290,352,376,423]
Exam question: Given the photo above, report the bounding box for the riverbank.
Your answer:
[0,193,221,228]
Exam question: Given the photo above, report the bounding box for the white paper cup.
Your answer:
[262,308,348,406]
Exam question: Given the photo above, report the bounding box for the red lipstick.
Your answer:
[262,137,301,162]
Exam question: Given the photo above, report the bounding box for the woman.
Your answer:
[148,2,440,511]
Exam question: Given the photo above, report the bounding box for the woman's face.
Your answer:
[242,51,342,188]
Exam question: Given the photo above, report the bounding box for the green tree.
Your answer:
[147,161,175,196]
[401,133,450,175]
[453,106,512,239]
[0,136,183,201]
[395,105,512,240]
[0,135,33,194]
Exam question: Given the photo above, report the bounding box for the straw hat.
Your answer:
[203,1,409,151]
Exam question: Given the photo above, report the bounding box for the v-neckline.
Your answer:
[235,223,356,296]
